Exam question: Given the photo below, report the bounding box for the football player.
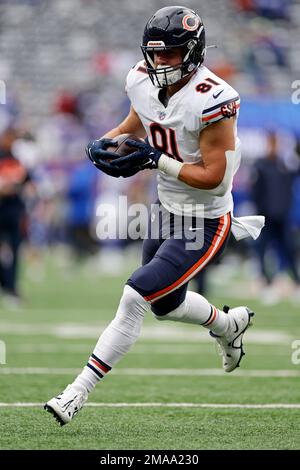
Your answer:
[45,6,263,425]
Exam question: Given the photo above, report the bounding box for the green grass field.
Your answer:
[1,250,300,450]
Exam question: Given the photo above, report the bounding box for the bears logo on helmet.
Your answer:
[141,6,206,88]
[182,14,200,31]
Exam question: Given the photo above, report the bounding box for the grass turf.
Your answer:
[0,252,300,450]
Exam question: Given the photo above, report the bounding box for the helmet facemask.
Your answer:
[141,25,206,88]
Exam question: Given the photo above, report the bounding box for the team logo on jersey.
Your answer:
[221,101,237,118]
[182,14,200,31]
[158,111,166,120]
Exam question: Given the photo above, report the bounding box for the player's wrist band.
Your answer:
[158,154,183,178]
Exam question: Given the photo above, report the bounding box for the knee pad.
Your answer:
[117,284,149,321]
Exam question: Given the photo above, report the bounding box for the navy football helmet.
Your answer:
[141,6,206,88]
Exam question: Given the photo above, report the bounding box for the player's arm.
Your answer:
[103,106,147,139]
[109,114,237,185]
[178,118,235,190]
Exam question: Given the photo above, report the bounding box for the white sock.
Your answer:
[153,290,229,336]
[72,285,149,393]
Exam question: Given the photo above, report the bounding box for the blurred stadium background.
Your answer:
[1,0,300,450]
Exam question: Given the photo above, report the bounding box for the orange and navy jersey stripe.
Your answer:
[144,212,231,304]
[137,65,147,74]
[137,61,147,74]
[202,96,240,125]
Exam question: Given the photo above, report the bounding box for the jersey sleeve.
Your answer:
[125,67,134,99]
[125,61,148,102]
[201,86,240,128]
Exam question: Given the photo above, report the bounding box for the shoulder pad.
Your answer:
[125,60,149,95]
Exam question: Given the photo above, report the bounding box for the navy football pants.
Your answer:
[127,205,231,316]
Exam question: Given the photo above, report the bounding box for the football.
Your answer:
[105,133,144,160]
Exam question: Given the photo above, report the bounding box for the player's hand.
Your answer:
[86,138,119,165]
[85,138,141,178]
[110,139,163,170]
[85,138,123,177]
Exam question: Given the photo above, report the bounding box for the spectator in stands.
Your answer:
[253,0,291,21]
[234,0,291,20]
[37,91,89,163]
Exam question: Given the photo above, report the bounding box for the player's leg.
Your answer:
[153,287,254,372]
[44,283,150,425]
[44,212,247,424]
[68,236,161,389]
[44,226,161,425]
[128,212,233,335]
[132,212,254,372]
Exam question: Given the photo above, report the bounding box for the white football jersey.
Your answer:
[125,60,241,218]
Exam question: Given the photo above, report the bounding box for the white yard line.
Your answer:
[0,402,299,409]
[7,344,286,354]
[0,322,295,344]
[0,367,299,377]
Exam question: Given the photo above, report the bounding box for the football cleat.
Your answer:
[44,384,88,426]
[210,305,254,373]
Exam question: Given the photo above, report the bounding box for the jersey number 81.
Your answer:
[150,123,183,162]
